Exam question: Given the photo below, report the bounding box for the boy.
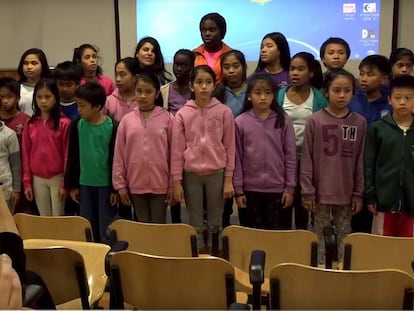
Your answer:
[64,82,118,243]
[0,78,30,144]
[365,75,414,237]
[54,61,81,121]
[348,54,391,233]
[319,37,351,74]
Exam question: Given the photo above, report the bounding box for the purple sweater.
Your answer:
[233,110,296,195]
[300,109,367,205]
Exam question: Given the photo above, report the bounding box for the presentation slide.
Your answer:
[136,0,381,63]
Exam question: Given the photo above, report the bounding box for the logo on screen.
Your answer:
[363,3,376,13]
[343,3,356,13]
[362,29,376,39]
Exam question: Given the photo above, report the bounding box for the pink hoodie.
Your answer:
[22,116,70,189]
[113,106,174,194]
[103,89,138,122]
[171,97,235,181]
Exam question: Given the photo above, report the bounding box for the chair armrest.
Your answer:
[23,284,44,308]
[105,241,129,276]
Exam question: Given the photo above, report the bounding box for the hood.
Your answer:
[184,97,222,109]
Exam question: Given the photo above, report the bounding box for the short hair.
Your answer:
[200,13,227,39]
[320,37,351,60]
[75,81,106,109]
[389,75,414,93]
[358,54,391,76]
[174,49,196,65]
[0,77,20,96]
[17,48,52,82]
[390,48,414,65]
[54,61,81,83]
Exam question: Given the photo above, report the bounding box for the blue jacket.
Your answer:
[348,89,392,127]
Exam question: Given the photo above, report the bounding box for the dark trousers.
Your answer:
[64,197,80,216]
[245,191,292,229]
[293,184,308,229]
[222,197,233,228]
[351,203,372,233]
[79,185,117,243]
[170,203,182,223]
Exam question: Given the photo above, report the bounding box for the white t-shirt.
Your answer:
[283,89,314,158]
[19,83,35,116]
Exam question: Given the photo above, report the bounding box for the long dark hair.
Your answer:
[291,52,323,90]
[136,72,163,107]
[134,37,172,85]
[242,74,285,128]
[214,50,247,103]
[29,78,61,130]
[255,32,291,72]
[72,43,103,76]
[189,65,216,100]
[17,48,51,83]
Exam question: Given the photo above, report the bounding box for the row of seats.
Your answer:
[14,213,414,309]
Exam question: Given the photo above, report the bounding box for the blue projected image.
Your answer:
[136,0,381,63]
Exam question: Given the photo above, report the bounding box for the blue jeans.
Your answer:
[79,185,117,243]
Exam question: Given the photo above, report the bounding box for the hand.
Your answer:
[119,191,132,206]
[166,190,175,206]
[235,195,247,208]
[24,188,33,201]
[0,254,22,310]
[352,200,363,214]
[223,178,234,199]
[368,203,378,215]
[70,188,80,203]
[110,193,118,206]
[10,192,20,210]
[59,188,68,201]
[173,181,185,203]
[303,199,316,212]
[282,192,294,208]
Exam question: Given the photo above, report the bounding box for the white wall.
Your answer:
[1,0,413,79]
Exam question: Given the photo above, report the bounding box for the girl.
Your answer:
[73,43,115,96]
[17,48,52,116]
[234,74,296,229]
[171,65,235,252]
[389,47,414,78]
[214,49,248,227]
[193,12,232,85]
[300,70,367,263]
[249,32,291,89]
[134,37,173,86]
[104,57,140,121]
[22,79,71,216]
[160,49,195,223]
[277,52,327,229]
[113,72,173,223]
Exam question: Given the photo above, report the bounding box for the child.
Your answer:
[64,82,118,243]
[134,37,173,85]
[249,32,291,89]
[171,65,235,252]
[54,61,82,121]
[160,49,195,223]
[214,50,248,227]
[234,74,296,229]
[193,12,232,85]
[22,79,70,216]
[277,52,327,229]
[301,70,367,263]
[72,44,115,96]
[0,78,30,144]
[113,72,173,223]
[365,75,414,237]
[17,48,52,116]
[319,37,351,74]
[104,57,139,122]
[389,47,414,78]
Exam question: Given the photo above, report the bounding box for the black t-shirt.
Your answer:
[0,232,25,283]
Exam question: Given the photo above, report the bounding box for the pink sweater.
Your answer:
[81,75,115,96]
[171,97,235,181]
[113,107,174,194]
[22,116,71,189]
[104,89,138,122]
